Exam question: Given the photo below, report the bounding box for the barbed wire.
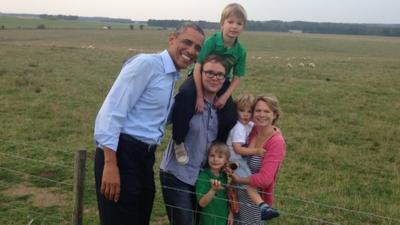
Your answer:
[1,202,70,225]
[160,184,340,225]
[163,203,341,225]
[83,169,400,223]
[167,175,400,223]
[274,194,400,223]
[84,177,341,224]
[0,138,396,178]
[1,138,398,224]
[0,138,77,156]
[0,152,74,169]
[0,166,73,187]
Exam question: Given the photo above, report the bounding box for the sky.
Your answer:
[1,0,400,24]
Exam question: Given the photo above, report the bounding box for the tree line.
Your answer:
[148,19,400,37]
[39,14,79,20]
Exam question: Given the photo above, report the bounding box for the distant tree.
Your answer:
[37,24,46,29]
[40,14,78,20]
[130,25,134,30]
[139,24,144,30]
[1,25,4,30]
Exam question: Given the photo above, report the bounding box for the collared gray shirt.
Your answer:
[160,98,218,186]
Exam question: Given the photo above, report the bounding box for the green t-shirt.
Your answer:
[195,168,229,225]
[197,32,247,79]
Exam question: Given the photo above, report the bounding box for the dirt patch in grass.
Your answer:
[2,184,66,207]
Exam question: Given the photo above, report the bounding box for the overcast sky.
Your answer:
[2,0,400,24]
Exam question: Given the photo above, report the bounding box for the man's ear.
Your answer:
[168,33,176,44]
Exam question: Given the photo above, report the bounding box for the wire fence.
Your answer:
[0,140,399,225]
[0,143,75,225]
[161,175,400,225]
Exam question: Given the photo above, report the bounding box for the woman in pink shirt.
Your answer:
[229,94,286,225]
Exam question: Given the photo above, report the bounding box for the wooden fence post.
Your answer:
[72,150,87,225]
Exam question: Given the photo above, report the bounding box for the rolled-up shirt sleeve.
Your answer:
[94,56,152,151]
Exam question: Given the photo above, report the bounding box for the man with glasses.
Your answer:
[160,54,235,225]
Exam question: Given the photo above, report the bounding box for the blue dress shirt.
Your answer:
[95,50,180,151]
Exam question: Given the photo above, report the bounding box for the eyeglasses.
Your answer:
[202,70,226,80]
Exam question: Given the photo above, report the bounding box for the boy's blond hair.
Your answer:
[208,141,230,160]
[220,3,247,25]
[235,94,254,111]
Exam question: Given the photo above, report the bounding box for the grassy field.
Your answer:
[0,28,399,225]
[0,16,138,29]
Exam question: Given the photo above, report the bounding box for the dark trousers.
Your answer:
[160,171,199,225]
[172,76,237,144]
[94,134,156,225]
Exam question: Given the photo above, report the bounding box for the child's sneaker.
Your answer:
[259,203,280,221]
[174,142,189,165]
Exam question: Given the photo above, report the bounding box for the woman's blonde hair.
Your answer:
[253,94,281,125]
[220,3,247,25]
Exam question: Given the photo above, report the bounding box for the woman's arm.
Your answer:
[249,135,286,188]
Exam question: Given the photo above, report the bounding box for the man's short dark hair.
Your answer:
[173,22,205,37]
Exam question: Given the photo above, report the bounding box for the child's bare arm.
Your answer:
[214,76,240,109]
[227,210,234,225]
[193,63,204,113]
[233,142,265,156]
[198,179,224,207]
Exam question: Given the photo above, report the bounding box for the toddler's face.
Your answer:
[238,106,252,124]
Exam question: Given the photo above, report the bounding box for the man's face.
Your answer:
[201,61,226,96]
[168,27,204,70]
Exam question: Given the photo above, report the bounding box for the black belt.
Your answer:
[120,133,157,152]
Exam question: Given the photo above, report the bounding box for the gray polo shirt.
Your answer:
[160,98,218,186]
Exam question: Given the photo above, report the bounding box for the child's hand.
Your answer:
[228,173,241,184]
[195,97,204,113]
[227,211,234,225]
[223,163,236,175]
[210,179,224,191]
[256,148,266,157]
[214,95,228,109]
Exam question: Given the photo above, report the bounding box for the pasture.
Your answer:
[0,28,399,225]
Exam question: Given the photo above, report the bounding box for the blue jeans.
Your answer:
[160,170,198,225]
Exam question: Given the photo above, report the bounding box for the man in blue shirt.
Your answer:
[94,22,205,225]
[160,54,232,225]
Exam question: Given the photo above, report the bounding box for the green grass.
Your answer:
[0,16,136,29]
[0,29,399,225]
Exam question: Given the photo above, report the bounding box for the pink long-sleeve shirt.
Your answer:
[248,128,286,206]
